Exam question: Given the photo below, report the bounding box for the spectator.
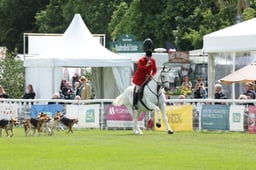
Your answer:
[80,77,92,100]
[181,76,192,91]
[194,80,206,99]
[74,95,81,105]
[72,73,80,90]
[48,92,63,104]
[244,82,256,99]
[74,81,81,96]
[61,82,74,100]
[0,85,8,98]
[214,84,227,104]
[60,79,67,91]
[77,76,86,97]
[176,94,186,105]
[245,92,255,106]
[237,94,247,105]
[22,84,36,99]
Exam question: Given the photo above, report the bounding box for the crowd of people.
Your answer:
[59,74,92,100]
[0,73,92,103]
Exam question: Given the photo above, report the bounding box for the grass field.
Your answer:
[0,128,256,170]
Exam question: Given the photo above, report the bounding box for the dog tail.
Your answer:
[113,93,124,106]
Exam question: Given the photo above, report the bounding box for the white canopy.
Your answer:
[24,14,132,99]
[203,18,256,99]
[203,18,256,53]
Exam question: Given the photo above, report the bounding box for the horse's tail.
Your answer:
[113,93,124,106]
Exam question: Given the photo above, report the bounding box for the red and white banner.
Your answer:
[106,104,144,128]
[0,103,18,119]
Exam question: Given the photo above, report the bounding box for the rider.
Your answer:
[132,38,157,109]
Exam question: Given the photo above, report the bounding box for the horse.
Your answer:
[113,67,173,135]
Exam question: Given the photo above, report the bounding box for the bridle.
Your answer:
[147,68,170,95]
[140,68,170,110]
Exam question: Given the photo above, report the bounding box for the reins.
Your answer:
[139,70,168,110]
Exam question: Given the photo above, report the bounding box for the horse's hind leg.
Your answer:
[133,112,143,135]
[128,107,143,135]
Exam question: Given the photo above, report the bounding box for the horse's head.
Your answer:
[159,66,171,91]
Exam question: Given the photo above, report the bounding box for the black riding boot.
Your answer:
[133,92,139,110]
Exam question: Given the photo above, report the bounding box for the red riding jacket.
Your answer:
[132,56,157,86]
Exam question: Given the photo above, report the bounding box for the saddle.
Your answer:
[133,76,151,110]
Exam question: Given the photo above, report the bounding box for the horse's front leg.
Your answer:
[159,103,173,134]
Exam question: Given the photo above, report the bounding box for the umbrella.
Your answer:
[219,62,256,84]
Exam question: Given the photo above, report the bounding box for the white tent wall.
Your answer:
[25,66,63,99]
[203,18,256,99]
[93,67,131,99]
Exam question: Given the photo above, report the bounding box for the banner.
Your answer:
[66,104,100,128]
[248,106,256,134]
[155,105,193,132]
[106,104,144,128]
[0,103,18,119]
[31,104,63,118]
[201,105,229,131]
[229,105,244,132]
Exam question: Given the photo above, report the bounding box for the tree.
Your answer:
[0,49,25,98]
[35,0,130,46]
[174,0,236,50]
[0,0,50,53]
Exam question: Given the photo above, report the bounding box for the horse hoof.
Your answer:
[135,130,143,135]
[156,123,161,128]
[168,130,173,134]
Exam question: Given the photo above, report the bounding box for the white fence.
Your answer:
[0,98,255,132]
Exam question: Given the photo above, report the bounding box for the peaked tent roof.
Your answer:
[24,14,131,67]
[203,18,256,53]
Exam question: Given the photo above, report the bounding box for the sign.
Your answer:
[168,51,189,63]
[201,105,229,131]
[31,104,63,118]
[109,34,143,53]
[248,106,256,134]
[229,105,244,131]
[106,104,144,128]
[0,103,18,119]
[155,105,193,132]
[66,104,100,128]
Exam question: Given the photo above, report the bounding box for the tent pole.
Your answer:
[232,52,236,99]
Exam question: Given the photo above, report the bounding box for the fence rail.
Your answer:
[0,98,254,132]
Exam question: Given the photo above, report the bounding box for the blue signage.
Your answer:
[201,105,230,131]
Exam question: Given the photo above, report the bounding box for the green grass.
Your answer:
[0,128,256,170]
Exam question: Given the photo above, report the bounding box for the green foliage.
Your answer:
[0,49,24,98]
[242,7,255,21]
[1,0,256,53]
[174,0,236,50]
[0,0,49,53]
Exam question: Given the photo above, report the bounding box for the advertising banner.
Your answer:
[229,105,244,132]
[66,104,100,128]
[248,106,256,134]
[106,104,144,128]
[201,105,229,131]
[155,105,193,132]
[31,104,63,118]
[0,103,18,119]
